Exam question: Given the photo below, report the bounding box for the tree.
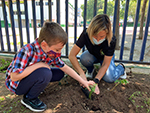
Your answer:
[80,0,118,49]
[138,0,148,39]
[115,0,120,50]
[128,0,137,21]
[106,0,115,18]
[80,0,114,22]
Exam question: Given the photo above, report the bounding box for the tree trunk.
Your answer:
[115,0,120,50]
[138,0,148,39]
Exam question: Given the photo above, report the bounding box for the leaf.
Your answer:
[89,84,97,99]
[114,80,119,83]
[0,97,5,101]
[124,79,129,84]
[121,80,124,84]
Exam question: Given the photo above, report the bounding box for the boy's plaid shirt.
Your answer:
[5,38,65,94]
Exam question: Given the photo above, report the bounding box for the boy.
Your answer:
[5,22,95,112]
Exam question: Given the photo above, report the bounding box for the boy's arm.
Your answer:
[11,62,50,81]
[60,64,94,91]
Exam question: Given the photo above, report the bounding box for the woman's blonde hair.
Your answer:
[87,14,112,46]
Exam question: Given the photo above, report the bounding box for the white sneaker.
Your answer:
[86,68,95,79]
[120,71,127,79]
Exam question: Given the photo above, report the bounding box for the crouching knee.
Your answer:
[36,67,52,84]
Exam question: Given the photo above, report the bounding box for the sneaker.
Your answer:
[86,68,95,79]
[21,96,47,112]
[119,63,127,79]
[120,71,127,79]
[120,63,125,69]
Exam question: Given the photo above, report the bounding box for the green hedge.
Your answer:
[0,20,11,27]
[120,22,146,27]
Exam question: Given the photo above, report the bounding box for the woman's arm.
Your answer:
[95,55,113,80]
[10,62,50,81]
[69,44,87,80]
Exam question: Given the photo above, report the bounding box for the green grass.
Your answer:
[0,58,11,73]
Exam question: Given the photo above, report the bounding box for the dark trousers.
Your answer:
[15,67,64,99]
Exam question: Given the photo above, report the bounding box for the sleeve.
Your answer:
[76,29,87,48]
[52,57,65,68]
[11,47,30,74]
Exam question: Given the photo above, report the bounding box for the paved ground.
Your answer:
[61,58,150,75]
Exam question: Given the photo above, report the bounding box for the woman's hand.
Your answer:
[82,80,95,91]
[94,84,100,94]
[82,81,100,95]
[82,80,100,95]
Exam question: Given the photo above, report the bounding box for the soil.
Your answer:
[0,70,150,113]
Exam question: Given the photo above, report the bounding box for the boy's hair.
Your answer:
[87,14,112,46]
[38,22,68,46]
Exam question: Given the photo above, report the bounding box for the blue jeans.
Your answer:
[80,50,125,83]
[15,67,64,99]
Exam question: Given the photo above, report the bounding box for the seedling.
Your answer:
[81,83,97,100]
[129,91,150,113]
[110,79,129,91]
[89,84,97,99]
[0,97,5,102]
[129,91,144,100]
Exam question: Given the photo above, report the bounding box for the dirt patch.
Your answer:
[0,71,150,113]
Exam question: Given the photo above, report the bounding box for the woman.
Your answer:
[69,14,126,94]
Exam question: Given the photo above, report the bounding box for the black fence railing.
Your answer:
[0,0,150,65]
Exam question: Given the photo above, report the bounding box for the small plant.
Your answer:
[129,91,145,100]
[89,84,97,99]
[1,59,5,64]
[110,79,129,91]
[82,83,97,100]
[144,98,150,107]
[0,96,5,102]
[129,91,150,113]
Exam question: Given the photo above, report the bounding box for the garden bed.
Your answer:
[0,58,150,113]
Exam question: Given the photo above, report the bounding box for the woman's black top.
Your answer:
[76,29,116,60]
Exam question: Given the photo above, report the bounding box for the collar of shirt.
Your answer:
[33,38,60,60]
[33,38,47,58]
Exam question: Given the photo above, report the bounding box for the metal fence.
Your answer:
[0,0,150,65]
